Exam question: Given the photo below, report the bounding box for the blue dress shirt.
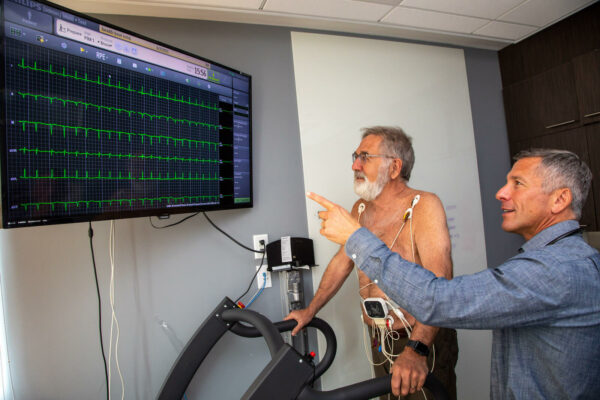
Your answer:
[346,220,600,399]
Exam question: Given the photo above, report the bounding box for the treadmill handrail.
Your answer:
[227,310,448,400]
[157,297,449,400]
[297,374,449,400]
[230,317,336,379]
[227,309,448,400]
[221,308,284,358]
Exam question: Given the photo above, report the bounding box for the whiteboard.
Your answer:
[292,32,490,398]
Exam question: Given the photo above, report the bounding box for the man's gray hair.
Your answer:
[361,126,415,181]
[514,148,592,219]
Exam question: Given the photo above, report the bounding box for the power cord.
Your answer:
[148,212,200,229]
[245,272,267,308]
[149,212,265,257]
[203,213,269,303]
[88,222,109,400]
[235,245,266,304]
[148,211,270,309]
[202,213,265,254]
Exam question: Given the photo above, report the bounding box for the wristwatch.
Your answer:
[406,339,430,357]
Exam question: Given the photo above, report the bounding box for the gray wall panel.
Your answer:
[464,48,524,267]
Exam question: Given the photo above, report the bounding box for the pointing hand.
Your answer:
[307,192,361,245]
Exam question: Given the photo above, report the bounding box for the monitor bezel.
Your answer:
[0,0,253,228]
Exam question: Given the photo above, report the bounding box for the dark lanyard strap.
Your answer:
[545,227,583,247]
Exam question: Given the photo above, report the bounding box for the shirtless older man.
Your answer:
[286,126,458,399]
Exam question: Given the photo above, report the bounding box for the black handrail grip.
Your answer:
[221,308,284,359]
[297,373,449,400]
[230,317,336,379]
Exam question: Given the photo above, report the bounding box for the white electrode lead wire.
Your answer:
[108,221,125,400]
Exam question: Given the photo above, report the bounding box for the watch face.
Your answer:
[407,340,429,356]
[364,300,386,318]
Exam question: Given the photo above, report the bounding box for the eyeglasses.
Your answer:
[352,152,396,164]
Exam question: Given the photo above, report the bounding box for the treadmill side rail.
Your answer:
[242,345,315,400]
[157,297,237,400]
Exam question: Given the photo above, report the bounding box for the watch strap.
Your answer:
[406,339,430,356]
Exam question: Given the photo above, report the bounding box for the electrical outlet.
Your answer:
[253,234,268,259]
[256,264,272,289]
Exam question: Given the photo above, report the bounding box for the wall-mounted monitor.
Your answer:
[0,0,252,228]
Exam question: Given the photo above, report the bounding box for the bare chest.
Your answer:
[359,206,417,261]
[356,196,421,324]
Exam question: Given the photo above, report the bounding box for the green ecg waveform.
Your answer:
[17,120,231,148]
[20,169,228,181]
[21,195,219,211]
[17,147,229,164]
[16,91,220,129]
[18,59,219,110]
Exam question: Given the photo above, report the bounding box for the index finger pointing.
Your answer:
[306,192,336,210]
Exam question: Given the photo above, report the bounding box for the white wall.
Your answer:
[292,32,491,398]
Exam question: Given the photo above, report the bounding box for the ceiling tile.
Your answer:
[382,6,489,33]
[263,0,392,22]
[55,0,592,50]
[122,0,264,9]
[355,0,402,5]
[499,0,594,27]
[474,20,538,40]
[400,0,525,19]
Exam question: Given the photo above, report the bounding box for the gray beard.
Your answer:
[353,163,391,201]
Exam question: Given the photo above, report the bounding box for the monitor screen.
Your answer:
[0,0,252,228]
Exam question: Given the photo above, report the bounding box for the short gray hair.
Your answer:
[514,149,592,219]
[361,126,415,181]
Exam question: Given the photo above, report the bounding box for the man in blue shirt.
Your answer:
[308,149,600,399]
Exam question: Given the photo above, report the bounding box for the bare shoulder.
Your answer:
[350,198,367,217]
[409,191,452,276]
[411,190,445,213]
[410,190,448,227]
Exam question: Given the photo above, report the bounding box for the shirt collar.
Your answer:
[519,220,581,253]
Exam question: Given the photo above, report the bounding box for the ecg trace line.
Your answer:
[20,169,227,181]
[17,147,229,163]
[17,59,219,110]
[17,120,229,148]
[16,92,220,129]
[21,195,221,211]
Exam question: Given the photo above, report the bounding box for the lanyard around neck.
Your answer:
[545,227,583,247]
